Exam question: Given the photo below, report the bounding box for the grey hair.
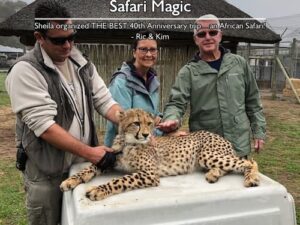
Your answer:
[193,14,221,35]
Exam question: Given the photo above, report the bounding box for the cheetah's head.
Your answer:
[117,109,155,144]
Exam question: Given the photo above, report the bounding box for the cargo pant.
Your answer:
[23,158,68,225]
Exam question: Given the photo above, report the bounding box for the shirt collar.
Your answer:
[39,44,87,70]
[128,63,156,91]
[191,46,228,63]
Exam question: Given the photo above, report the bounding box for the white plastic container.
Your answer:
[61,162,296,225]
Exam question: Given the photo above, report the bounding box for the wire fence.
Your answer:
[1,39,299,130]
[237,39,300,91]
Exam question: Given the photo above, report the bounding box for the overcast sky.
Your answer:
[226,0,300,18]
[21,0,300,19]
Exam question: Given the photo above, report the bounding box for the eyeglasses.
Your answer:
[196,30,219,38]
[137,47,158,54]
[44,31,77,45]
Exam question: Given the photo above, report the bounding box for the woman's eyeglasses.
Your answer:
[44,31,77,45]
[196,30,219,38]
[137,47,158,55]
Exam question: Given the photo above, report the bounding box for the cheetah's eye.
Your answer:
[147,122,152,126]
[133,122,140,126]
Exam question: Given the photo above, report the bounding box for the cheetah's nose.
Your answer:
[142,133,149,138]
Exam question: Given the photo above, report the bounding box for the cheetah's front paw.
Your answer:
[205,172,219,183]
[244,173,260,187]
[60,178,81,191]
[86,185,111,201]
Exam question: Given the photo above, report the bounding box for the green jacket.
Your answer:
[163,50,266,156]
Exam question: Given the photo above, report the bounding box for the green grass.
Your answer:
[0,160,27,225]
[0,93,10,106]
[0,72,7,90]
[0,71,26,224]
[252,116,300,224]
[0,72,10,106]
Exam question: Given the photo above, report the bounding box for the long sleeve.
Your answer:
[244,60,266,139]
[6,61,57,137]
[162,66,191,125]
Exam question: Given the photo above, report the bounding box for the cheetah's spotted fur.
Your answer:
[60,109,260,201]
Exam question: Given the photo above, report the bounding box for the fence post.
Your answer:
[245,43,250,62]
[271,43,280,99]
[276,56,300,104]
[289,38,297,78]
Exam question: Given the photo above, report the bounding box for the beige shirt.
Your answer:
[54,59,91,170]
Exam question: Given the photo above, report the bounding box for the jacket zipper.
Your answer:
[60,81,84,137]
[77,66,86,138]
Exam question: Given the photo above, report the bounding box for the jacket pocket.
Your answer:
[23,126,64,177]
[234,112,248,124]
[27,206,46,225]
[225,73,245,106]
[190,118,222,135]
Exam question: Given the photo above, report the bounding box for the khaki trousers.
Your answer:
[23,158,68,225]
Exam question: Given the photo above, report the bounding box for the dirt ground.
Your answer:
[0,106,15,160]
[0,98,299,159]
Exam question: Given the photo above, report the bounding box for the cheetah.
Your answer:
[60,108,260,201]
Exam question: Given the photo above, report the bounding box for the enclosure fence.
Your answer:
[237,38,300,91]
[77,44,196,132]
[1,40,298,132]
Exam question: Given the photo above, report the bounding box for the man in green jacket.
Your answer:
[158,14,266,157]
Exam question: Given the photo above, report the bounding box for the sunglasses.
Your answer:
[137,47,158,55]
[196,30,219,38]
[44,31,77,45]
